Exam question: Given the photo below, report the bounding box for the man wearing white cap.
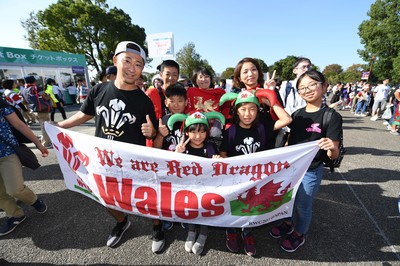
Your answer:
[56,41,158,249]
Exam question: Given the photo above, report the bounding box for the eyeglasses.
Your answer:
[297,82,321,94]
[296,65,311,70]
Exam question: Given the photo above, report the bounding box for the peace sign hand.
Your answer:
[264,70,276,90]
[175,136,190,153]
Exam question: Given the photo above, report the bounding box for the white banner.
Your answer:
[45,123,319,228]
[147,32,174,58]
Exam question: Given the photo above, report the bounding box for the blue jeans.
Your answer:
[388,104,397,125]
[355,100,367,114]
[291,164,324,235]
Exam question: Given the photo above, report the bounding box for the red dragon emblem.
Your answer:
[237,180,290,213]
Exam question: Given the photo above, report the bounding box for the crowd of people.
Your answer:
[327,78,400,135]
[0,40,398,259]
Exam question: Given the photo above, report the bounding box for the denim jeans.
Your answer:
[355,100,367,114]
[388,104,397,125]
[291,164,324,235]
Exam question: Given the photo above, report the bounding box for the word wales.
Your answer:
[45,123,319,228]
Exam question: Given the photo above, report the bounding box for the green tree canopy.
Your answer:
[220,67,235,79]
[341,64,365,84]
[254,58,269,73]
[323,64,343,85]
[358,0,400,83]
[21,0,147,75]
[269,55,298,81]
[175,42,215,80]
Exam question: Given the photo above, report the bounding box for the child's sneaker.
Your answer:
[106,216,131,247]
[185,231,196,253]
[242,232,256,257]
[192,233,207,255]
[151,224,165,253]
[0,216,26,236]
[31,198,47,214]
[281,232,305,252]
[269,222,294,238]
[225,231,239,253]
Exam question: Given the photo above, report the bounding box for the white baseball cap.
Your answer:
[115,41,146,61]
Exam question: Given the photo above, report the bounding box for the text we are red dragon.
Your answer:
[57,132,289,221]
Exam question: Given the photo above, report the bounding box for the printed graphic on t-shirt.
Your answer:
[235,137,261,154]
[96,98,136,139]
[194,96,218,112]
[165,128,183,151]
[306,123,322,133]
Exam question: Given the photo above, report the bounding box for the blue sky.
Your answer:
[0,0,376,74]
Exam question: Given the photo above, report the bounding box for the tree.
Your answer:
[358,0,400,83]
[269,56,298,81]
[254,58,269,73]
[21,0,147,76]
[323,64,343,85]
[175,42,215,79]
[341,64,365,84]
[220,67,235,79]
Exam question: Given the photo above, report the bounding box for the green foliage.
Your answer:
[269,55,298,81]
[342,64,365,83]
[323,64,343,84]
[220,67,235,79]
[254,58,269,73]
[358,0,400,83]
[175,42,215,80]
[21,0,147,76]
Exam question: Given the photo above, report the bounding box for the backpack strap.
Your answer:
[205,142,216,158]
[321,107,334,137]
[284,81,295,106]
[257,123,266,148]
[227,124,236,152]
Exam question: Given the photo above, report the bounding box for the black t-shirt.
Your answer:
[288,107,342,169]
[183,142,218,158]
[81,82,158,145]
[258,103,279,150]
[161,113,184,151]
[220,121,275,157]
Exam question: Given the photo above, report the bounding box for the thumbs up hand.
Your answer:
[158,118,169,137]
[141,114,156,138]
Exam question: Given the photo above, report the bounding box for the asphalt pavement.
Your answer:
[1,104,400,266]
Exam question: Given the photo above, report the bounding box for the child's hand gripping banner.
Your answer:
[45,123,319,228]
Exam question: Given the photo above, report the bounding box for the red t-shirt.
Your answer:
[186,87,230,117]
[146,87,164,120]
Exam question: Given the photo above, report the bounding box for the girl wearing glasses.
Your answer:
[269,70,343,252]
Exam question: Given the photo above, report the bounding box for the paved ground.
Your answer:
[1,104,400,266]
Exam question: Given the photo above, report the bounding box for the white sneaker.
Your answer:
[151,225,165,253]
[185,231,196,253]
[383,121,389,125]
[387,125,393,130]
[360,113,367,117]
[370,116,378,121]
[192,233,207,255]
[390,130,399,135]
